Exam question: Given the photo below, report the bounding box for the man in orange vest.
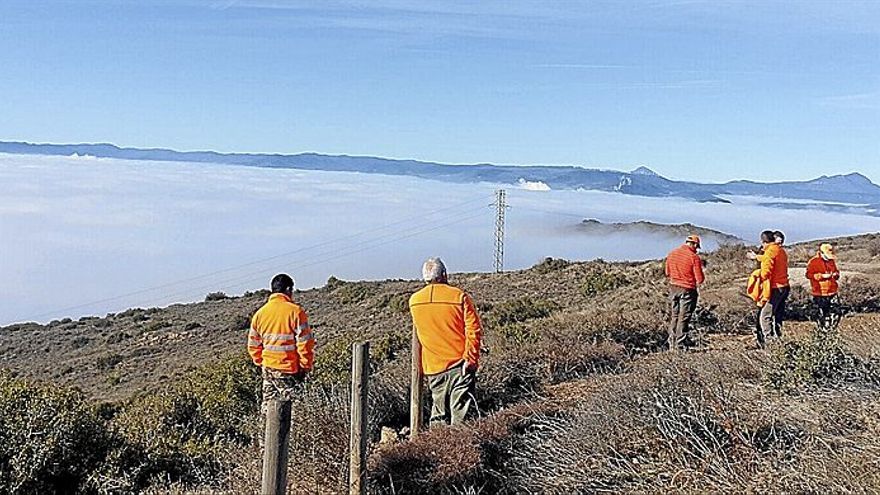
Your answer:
[806,243,841,326]
[409,257,482,426]
[248,273,315,401]
[247,273,315,493]
[664,235,705,351]
[749,230,790,347]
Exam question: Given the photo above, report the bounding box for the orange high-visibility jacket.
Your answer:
[248,293,315,374]
[665,244,705,290]
[806,254,840,296]
[759,243,790,289]
[747,269,770,307]
[409,283,482,375]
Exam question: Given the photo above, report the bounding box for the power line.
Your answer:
[141,207,490,308]
[28,195,494,320]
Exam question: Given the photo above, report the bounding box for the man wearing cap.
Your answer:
[664,235,705,351]
[806,243,841,327]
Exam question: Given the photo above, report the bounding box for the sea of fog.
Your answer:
[2,153,879,325]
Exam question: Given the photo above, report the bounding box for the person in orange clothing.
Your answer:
[248,273,315,403]
[664,235,705,351]
[806,243,841,326]
[409,257,482,426]
[748,230,790,347]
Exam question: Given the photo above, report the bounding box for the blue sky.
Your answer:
[0,0,877,183]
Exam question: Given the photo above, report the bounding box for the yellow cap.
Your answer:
[686,235,702,248]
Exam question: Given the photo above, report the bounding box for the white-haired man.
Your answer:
[409,257,483,426]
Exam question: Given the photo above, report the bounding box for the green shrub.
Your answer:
[532,257,571,274]
[766,330,880,392]
[334,283,374,305]
[373,292,410,313]
[205,291,229,302]
[581,270,630,297]
[485,297,559,328]
[0,372,111,494]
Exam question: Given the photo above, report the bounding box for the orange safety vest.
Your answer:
[409,283,482,375]
[248,293,315,374]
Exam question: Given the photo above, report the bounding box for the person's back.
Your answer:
[409,257,482,426]
[410,282,481,375]
[250,293,314,374]
[665,243,704,289]
[760,243,790,289]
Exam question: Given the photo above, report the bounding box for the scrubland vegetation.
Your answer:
[1,235,880,493]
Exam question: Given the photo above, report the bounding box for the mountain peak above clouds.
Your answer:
[630,166,660,177]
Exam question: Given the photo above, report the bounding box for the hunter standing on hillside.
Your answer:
[749,230,790,347]
[248,273,315,401]
[247,273,315,492]
[665,235,705,351]
[409,257,482,426]
[806,243,841,327]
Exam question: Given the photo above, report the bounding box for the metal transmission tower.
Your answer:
[492,189,509,273]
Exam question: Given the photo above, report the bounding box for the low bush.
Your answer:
[581,270,630,297]
[531,257,571,274]
[0,372,112,494]
[484,297,559,328]
[205,291,229,302]
[766,329,880,393]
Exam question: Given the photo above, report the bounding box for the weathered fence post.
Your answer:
[262,399,292,495]
[410,325,423,438]
[349,342,370,495]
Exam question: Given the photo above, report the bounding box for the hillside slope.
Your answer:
[0,233,878,493]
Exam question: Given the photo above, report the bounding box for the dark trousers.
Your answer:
[668,287,698,350]
[757,286,790,346]
[427,363,476,426]
[813,295,836,329]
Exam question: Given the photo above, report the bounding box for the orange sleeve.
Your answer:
[806,259,823,281]
[247,313,263,366]
[294,309,315,371]
[462,294,482,367]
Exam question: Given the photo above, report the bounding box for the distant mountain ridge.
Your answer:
[2,141,878,205]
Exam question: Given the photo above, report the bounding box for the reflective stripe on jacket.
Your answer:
[248,293,315,374]
[759,243,790,289]
[806,254,840,296]
[665,244,705,290]
[409,283,482,375]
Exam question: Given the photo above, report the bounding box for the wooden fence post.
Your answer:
[349,342,369,495]
[262,399,292,495]
[410,325,423,438]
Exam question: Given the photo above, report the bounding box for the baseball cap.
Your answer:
[819,243,837,260]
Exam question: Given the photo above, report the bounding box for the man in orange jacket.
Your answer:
[248,273,315,403]
[750,230,790,347]
[664,235,705,351]
[806,243,841,326]
[248,273,315,493]
[409,257,482,426]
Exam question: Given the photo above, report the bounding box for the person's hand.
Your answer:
[822,273,833,279]
[746,251,758,260]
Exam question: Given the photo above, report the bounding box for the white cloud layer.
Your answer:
[1,152,879,325]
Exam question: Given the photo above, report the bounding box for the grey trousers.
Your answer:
[668,287,698,351]
[758,286,790,346]
[427,363,476,426]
